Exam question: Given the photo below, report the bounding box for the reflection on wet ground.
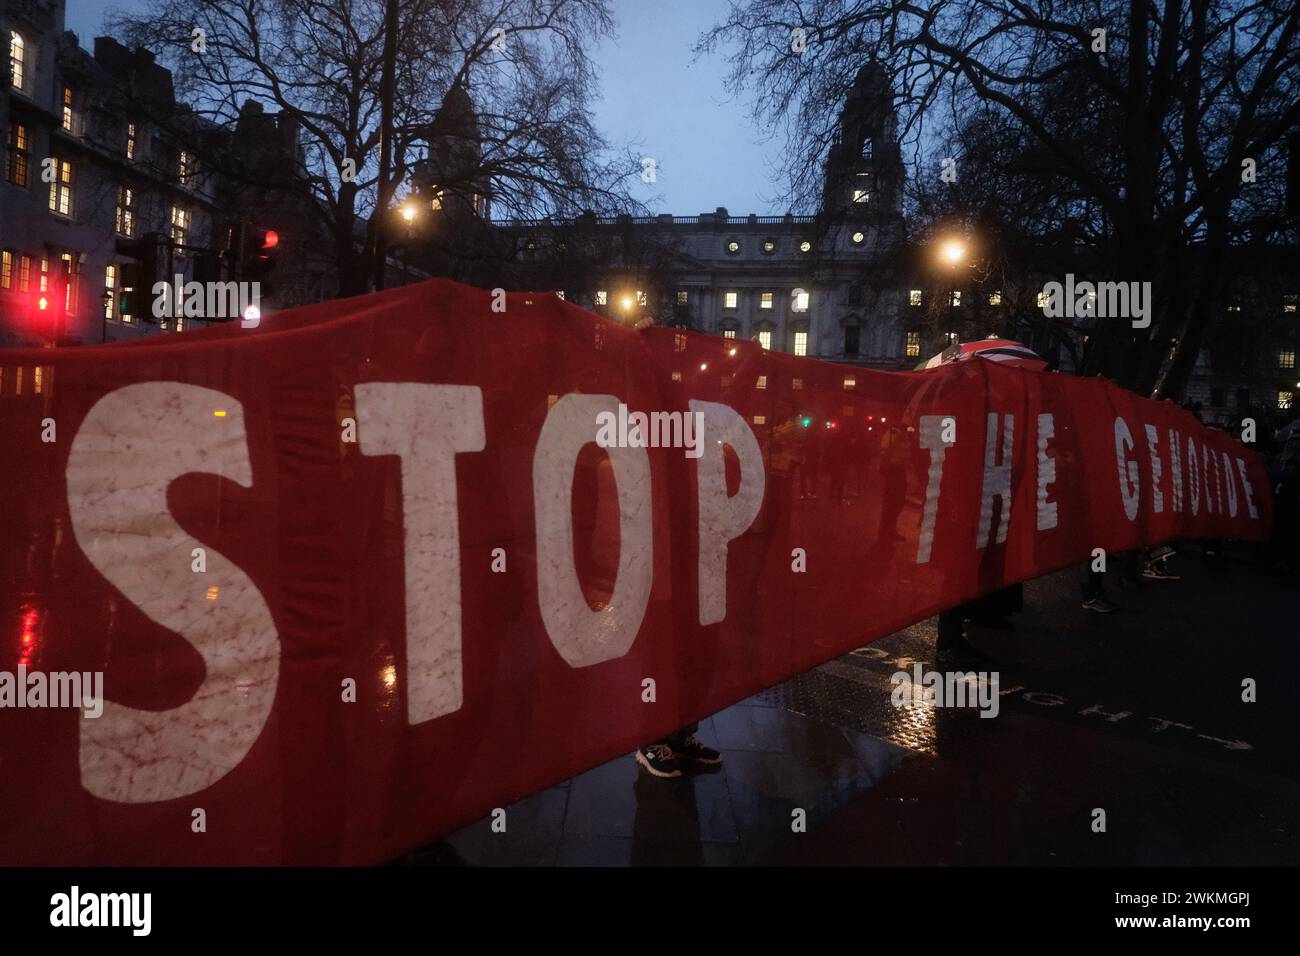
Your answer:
[401,550,1300,865]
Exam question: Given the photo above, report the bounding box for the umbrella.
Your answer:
[918,337,1048,372]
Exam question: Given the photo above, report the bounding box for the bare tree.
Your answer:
[109,0,638,296]
[701,0,1300,397]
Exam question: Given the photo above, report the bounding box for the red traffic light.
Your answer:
[259,230,279,251]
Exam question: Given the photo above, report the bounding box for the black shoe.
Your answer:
[673,734,722,767]
[1141,563,1180,581]
[1082,596,1117,613]
[936,640,995,666]
[635,743,682,778]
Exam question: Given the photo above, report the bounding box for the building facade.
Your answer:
[2,1,238,345]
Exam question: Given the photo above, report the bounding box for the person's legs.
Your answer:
[937,606,967,650]
[666,722,721,767]
[1081,565,1116,612]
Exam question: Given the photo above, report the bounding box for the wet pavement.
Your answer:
[404,547,1300,865]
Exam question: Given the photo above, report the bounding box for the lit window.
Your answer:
[792,289,809,312]
[62,86,74,132]
[762,240,775,254]
[723,329,736,339]
[4,121,30,187]
[793,331,807,356]
[1279,391,1294,410]
[724,291,738,309]
[555,290,565,301]
[59,252,75,311]
[753,415,766,425]
[861,137,873,158]
[909,289,922,307]
[950,291,962,307]
[852,190,869,204]
[799,240,811,253]
[760,291,773,310]
[756,375,767,389]
[792,378,803,390]
[170,206,190,245]
[9,31,24,91]
[430,190,444,211]
[104,265,117,319]
[1227,303,1242,313]
[1285,294,1298,314]
[843,375,856,389]
[758,330,771,350]
[47,157,73,216]
[126,122,137,160]
[676,290,688,305]
[635,289,647,306]
[115,186,134,237]
[905,331,920,357]
[988,290,1002,306]
[851,231,865,244]
[0,249,11,288]
[1280,349,1296,370]
[19,255,31,290]
[39,255,49,292]
[1037,292,1049,308]
[34,366,42,393]
[726,240,740,255]
[178,149,193,186]
[594,290,607,306]
[946,331,959,345]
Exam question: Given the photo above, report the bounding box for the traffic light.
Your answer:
[237,224,279,299]
[116,232,164,321]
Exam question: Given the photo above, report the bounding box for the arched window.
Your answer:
[791,288,810,312]
[9,31,25,91]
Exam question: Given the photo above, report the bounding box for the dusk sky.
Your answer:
[65,0,786,215]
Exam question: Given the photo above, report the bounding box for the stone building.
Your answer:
[2,1,235,345]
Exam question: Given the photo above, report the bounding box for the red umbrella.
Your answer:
[919,337,1047,371]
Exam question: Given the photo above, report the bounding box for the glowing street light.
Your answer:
[940,238,966,265]
[400,203,417,224]
[621,295,634,312]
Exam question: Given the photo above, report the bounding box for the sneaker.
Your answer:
[1082,596,1117,613]
[1141,563,1180,581]
[635,743,682,778]
[673,734,722,767]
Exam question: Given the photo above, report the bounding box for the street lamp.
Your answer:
[400,203,417,224]
[940,239,966,265]
[937,236,969,338]
[620,295,634,312]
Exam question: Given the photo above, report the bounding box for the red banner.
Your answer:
[0,280,1271,864]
